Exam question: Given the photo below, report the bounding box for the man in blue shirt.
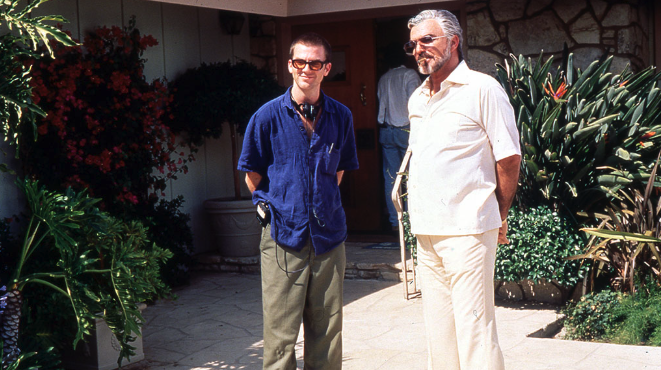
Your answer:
[238,32,359,370]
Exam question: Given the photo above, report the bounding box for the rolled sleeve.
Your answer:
[238,111,271,175]
[482,84,521,161]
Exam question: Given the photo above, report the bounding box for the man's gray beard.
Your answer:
[417,43,452,75]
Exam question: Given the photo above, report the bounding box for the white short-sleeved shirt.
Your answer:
[377,66,421,127]
[407,61,520,236]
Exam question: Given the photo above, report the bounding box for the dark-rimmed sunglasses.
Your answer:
[403,35,444,55]
[291,59,327,71]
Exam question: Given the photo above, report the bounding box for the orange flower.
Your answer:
[544,81,567,100]
[641,131,656,139]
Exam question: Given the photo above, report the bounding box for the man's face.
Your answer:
[410,19,452,75]
[288,43,331,93]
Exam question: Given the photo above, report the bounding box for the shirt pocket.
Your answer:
[322,147,341,175]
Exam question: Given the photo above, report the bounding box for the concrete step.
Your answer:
[193,241,414,282]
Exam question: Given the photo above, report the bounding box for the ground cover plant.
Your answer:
[564,284,661,346]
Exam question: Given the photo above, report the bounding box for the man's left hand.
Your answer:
[498,219,509,244]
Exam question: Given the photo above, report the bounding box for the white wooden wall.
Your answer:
[0,0,252,254]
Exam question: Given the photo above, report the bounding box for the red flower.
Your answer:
[544,81,568,100]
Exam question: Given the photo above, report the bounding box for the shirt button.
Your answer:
[300,127,304,132]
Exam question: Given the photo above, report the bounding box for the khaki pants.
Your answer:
[416,230,504,370]
[260,224,345,370]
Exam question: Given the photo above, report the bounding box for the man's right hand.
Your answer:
[497,219,509,244]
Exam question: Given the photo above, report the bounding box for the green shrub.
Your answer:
[22,18,194,287]
[167,61,285,146]
[606,286,661,345]
[496,205,587,286]
[563,290,621,340]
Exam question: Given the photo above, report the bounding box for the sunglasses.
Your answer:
[291,59,327,71]
[403,35,444,55]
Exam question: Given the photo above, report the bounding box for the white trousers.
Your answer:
[416,230,504,370]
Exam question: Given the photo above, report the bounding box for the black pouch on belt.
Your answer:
[256,201,271,227]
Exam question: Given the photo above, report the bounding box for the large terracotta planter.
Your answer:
[204,198,261,257]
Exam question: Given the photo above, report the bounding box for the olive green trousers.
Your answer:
[260,225,346,370]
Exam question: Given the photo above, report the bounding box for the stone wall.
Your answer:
[465,0,653,76]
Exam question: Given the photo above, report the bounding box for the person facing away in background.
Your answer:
[238,32,359,370]
[377,43,421,231]
[405,9,521,370]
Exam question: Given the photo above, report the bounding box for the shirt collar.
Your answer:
[282,86,335,113]
[420,60,471,96]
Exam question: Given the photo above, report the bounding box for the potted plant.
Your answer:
[168,61,283,257]
[0,180,172,369]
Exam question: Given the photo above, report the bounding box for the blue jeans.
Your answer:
[379,125,409,227]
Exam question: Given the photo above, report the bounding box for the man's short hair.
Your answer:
[289,32,333,64]
[408,10,464,62]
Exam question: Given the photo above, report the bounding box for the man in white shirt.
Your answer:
[377,44,421,230]
[405,9,521,370]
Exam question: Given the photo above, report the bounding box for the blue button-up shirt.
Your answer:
[238,87,359,254]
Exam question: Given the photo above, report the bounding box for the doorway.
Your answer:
[277,4,464,236]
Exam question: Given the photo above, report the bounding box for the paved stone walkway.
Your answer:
[126,271,661,370]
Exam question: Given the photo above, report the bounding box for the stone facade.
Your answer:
[250,0,653,79]
[466,0,653,76]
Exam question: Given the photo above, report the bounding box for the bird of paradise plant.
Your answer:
[496,52,661,220]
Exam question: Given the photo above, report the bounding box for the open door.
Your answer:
[291,20,381,232]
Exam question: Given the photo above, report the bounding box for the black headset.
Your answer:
[292,96,323,121]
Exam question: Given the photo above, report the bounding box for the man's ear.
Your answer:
[450,35,460,52]
[323,62,332,77]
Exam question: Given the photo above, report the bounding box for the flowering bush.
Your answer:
[23,18,190,213]
[20,18,193,286]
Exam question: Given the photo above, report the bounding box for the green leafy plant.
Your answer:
[496,205,588,287]
[571,151,661,293]
[564,285,661,346]
[496,53,661,218]
[0,179,171,368]
[0,0,76,171]
[606,287,661,345]
[563,290,621,341]
[401,211,416,260]
[167,61,284,199]
[20,18,193,286]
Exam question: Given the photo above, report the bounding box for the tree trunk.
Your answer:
[1,289,22,368]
